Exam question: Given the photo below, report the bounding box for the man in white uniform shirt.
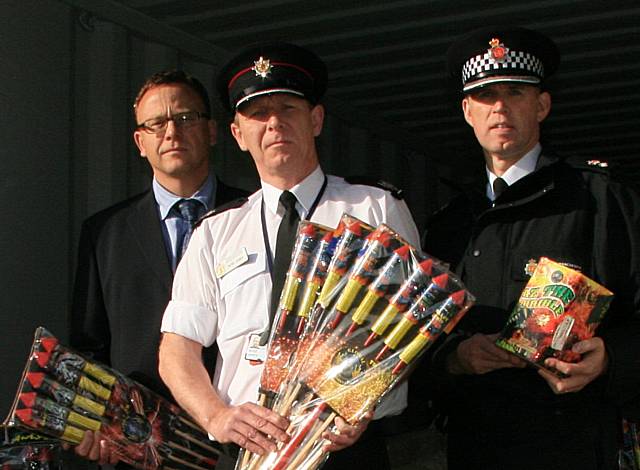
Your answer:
[159,42,419,469]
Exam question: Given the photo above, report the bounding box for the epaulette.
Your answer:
[563,156,611,175]
[195,197,248,229]
[344,176,404,200]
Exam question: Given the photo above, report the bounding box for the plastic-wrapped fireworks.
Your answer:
[496,257,614,374]
[4,327,223,469]
[0,425,65,469]
[240,215,474,470]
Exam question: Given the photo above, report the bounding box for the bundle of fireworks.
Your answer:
[240,215,475,470]
[4,327,222,469]
[0,425,65,469]
[496,257,614,374]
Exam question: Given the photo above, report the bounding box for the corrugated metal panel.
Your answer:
[117,0,640,182]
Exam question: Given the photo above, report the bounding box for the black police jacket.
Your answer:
[421,149,640,469]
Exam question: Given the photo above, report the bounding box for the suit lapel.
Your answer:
[128,190,173,289]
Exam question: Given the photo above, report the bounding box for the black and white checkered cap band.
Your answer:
[462,50,544,89]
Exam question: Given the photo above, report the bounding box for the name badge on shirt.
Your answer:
[245,333,267,364]
[215,247,249,278]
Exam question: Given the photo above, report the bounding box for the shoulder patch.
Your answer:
[344,176,404,200]
[195,197,248,228]
[563,156,611,175]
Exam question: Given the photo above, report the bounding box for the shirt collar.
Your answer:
[486,143,541,200]
[261,165,324,218]
[153,173,216,220]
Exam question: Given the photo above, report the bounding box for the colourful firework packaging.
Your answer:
[0,426,66,469]
[242,218,475,470]
[496,257,614,373]
[4,327,222,469]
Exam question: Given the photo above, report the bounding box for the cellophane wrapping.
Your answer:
[4,327,223,469]
[239,215,474,470]
[496,257,614,374]
[0,425,65,469]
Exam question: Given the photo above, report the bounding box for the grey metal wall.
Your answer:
[0,0,435,417]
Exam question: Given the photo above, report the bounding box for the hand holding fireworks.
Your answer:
[244,216,475,470]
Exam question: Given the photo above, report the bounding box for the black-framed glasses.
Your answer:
[136,111,210,134]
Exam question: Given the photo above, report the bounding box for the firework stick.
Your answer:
[274,381,303,417]
[178,415,209,435]
[375,277,453,362]
[238,394,268,470]
[283,411,337,470]
[346,245,412,336]
[166,453,209,470]
[37,337,116,388]
[34,352,112,401]
[275,223,327,334]
[26,372,107,417]
[392,291,470,374]
[299,444,327,470]
[167,441,217,466]
[365,258,435,346]
[328,227,399,330]
[14,407,85,444]
[295,231,336,334]
[20,393,103,432]
[271,402,327,470]
[317,219,373,309]
[174,429,222,455]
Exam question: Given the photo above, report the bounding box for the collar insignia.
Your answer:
[524,258,538,277]
[252,56,272,78]
[489,38,508,63]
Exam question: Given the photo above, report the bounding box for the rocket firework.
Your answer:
[295,230,336,334]
[375,273,451,361]
[346,245,412,337]
[392,290,469,374]
[365,258,437,346]
[274,223,330,333]
[328,226,400,330]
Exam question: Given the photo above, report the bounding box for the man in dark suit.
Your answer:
[69,70,248,465]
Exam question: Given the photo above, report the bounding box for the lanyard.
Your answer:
[260,175,328,281]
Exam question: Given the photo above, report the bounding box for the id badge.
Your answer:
[245,333,267,364]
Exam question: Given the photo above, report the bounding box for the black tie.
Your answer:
[175,199,204,263]
[493,177,509,200]
[266,191,300,343]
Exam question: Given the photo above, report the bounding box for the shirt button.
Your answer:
[472,249,481,257]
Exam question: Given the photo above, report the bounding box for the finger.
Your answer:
[87,434,102,461]
[232,427,276,455]
[572,337,603,354]
[74,431,92,456]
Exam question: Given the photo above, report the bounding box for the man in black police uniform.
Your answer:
[421,26,640,470]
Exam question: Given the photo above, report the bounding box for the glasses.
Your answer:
[136,111,209,134]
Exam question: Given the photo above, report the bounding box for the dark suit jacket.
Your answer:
[70,178,249,399]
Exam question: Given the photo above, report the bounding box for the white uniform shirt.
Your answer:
[161,167,420,417]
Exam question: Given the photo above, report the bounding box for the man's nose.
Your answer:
[267,111,284,129]
[164,119,179,139]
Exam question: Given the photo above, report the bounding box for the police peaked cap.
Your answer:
[216,42,328,111]
[447,26,560,93]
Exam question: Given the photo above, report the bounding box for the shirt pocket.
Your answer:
[218,251,269,340]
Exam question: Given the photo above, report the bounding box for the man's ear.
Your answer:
[310,104,325,137]
[133,130,147,157]
[537,91,552,123]
[230,121,248,151]
[461,97,474,127]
